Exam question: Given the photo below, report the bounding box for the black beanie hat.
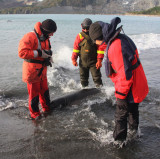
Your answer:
[41,19,57,34]
[81,18,92,28]
[89,22,103,41]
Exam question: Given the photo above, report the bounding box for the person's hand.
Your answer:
[116,98,127,109]
[96,59,102,69]
[41,50,52,58]
[37,49,52,58]
[49,57,54,63]
[72,60,78,66]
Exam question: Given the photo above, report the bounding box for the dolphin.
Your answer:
[50,88,101,109]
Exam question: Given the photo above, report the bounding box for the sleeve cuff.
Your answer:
[33,50,38,58]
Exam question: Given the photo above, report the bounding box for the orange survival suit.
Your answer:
[18,22,52,119]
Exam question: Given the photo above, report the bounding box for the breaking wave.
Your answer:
[130,33,160,52]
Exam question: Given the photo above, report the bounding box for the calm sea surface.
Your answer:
[0,14,160,159]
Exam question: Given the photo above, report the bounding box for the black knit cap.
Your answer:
[81,18,92,29]
[41,19,57,34]
[89,22,103,41]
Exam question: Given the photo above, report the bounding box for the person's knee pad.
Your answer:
[31,96,39,112]
[44,89,50,106]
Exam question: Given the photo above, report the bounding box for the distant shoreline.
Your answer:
[124,13,160,17]
[0,13,160,17]
[0,11,160,17]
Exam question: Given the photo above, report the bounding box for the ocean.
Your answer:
[0,14,160,159]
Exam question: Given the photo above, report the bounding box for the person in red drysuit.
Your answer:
[89,17,149,144]
[18,19,57,120]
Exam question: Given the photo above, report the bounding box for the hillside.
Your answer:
[132,6,160,15]
[0,0,160,14]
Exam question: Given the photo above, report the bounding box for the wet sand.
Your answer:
[0,109,36,159]
[1,100,160,159]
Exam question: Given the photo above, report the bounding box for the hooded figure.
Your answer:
[89,17,149,144]
[71,18,106,88]
[18,19,57,120]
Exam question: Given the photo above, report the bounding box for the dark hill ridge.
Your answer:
[0,0,24,9]
[0,0,160,14]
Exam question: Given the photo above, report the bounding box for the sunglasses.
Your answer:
[82,26,90,30]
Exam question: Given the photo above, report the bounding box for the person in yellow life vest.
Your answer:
[71,18,106,88]
[18,19,57,120]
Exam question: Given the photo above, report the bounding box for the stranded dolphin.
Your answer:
[50,88,101,109]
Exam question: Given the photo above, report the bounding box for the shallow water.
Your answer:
[0,14,160,159]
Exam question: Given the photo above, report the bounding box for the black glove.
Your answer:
[44,50,52,56]
[37,49,42,57]
[44,50,52,67]
[116,98,127,109]
[44,58,52,67]
[37,49,52,58]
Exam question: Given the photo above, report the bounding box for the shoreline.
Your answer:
[0,12,160,17]
[124,13,160,17]
[0,13,160,17]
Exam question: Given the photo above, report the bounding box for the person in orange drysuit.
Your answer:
[71,18,106,88]
[89,17,149,144]
[18,19,57,120]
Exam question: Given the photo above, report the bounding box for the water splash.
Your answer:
[88,128,114,145]
[52,45,75,70]
[48,66,80,92]
[0,96,16,111]
[130,33,160,52]
[0,95,27,112]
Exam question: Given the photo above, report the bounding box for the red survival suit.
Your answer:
[96,20,149,103]
[105,29,149,141]
[89,18,149,141]
[107,34,149,103]
[18,22,51,119]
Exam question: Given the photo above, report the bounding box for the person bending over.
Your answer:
[89,17,149,144]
